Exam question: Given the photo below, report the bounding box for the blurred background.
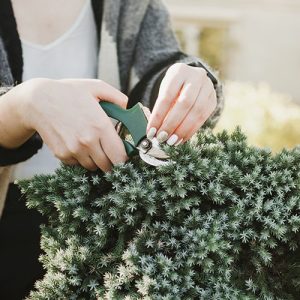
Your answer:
[165,0,300,152]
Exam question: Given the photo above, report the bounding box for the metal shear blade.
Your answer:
[139,151,170,167]
[137,137,170,167]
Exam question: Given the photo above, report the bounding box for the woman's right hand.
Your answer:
[1,78,129,172]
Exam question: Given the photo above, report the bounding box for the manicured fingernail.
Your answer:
[157,131,169,143]
[167,134,178,146]
[147,127,157,139]
[175,138,183,146]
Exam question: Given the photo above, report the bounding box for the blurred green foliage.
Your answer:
[199,28,227,78]
[176,27,227,78]
[215,82,300,152]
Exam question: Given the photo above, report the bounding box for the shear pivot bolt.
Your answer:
[141,139,151,150]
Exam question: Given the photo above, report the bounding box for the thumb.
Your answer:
[90,79,128,109]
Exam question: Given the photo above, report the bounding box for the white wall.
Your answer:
[165,0,300,102]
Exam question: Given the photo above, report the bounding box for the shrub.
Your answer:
[20,129,300,299]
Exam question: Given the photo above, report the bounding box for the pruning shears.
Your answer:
[99,101,170,167]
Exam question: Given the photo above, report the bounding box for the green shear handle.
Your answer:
[99,101,148,157]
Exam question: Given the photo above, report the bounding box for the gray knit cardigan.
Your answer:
[0,0,223,217]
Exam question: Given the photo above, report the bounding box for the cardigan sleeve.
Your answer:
[128,0,224,128]
[0,86,43,167]
[0,35,43,167]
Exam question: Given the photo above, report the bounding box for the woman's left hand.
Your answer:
[147,63,217,146]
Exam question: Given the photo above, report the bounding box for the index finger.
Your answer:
[94,80,128,109]
[74,79,128,109]
[147,71,184,134]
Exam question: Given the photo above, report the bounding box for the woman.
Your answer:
[0,0,223,298]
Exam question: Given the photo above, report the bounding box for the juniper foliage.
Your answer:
[19,128,300,300]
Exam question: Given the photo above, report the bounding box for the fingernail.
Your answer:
[175,138,183,146]
[167,134,178,146]
[147,127,157,139]
[157,131,169,143]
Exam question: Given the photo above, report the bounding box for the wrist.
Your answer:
[15,78,53,132]
[0,84,36,148]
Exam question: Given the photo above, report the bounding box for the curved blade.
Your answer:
[147,137,169,159]
[137,138,169,158]
[138,138,172,166]
[139,152,171,167]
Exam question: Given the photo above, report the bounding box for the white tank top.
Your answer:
[12,0,98,181]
